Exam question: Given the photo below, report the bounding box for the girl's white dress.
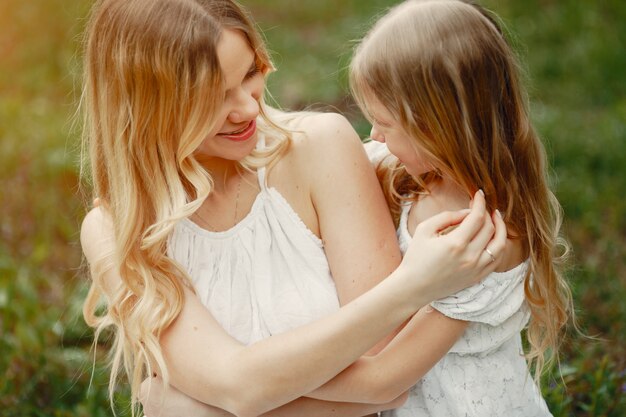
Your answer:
[365,140,552,417]
[167,160,340,345]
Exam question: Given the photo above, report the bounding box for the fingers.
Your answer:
[415,208,472,236]
[463,210,495,257]
[485,209,507,262]
[476,210,508,276]
[446,190,487,242]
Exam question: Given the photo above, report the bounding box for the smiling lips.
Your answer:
[218,119,257,142]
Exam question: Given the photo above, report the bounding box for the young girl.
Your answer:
[79,0,505,416]
[306,0,573,415]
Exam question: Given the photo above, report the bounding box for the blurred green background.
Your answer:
[1,0,624,415]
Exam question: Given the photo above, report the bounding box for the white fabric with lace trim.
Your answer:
[364,140,552,417]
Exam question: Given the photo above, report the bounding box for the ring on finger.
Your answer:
[485,248,496,263]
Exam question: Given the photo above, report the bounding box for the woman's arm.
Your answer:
[83,210,414,417]
[141,113,405,416]
[290,113,405,354]
[301,113,402,305]
[306,203,506,404]
[308,308,468,403]
[141,378,408,417]
[82,181,502,417]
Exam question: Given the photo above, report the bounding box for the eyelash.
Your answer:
[372,117,390,129]
[224,64,261,97]
[245,65,261,79]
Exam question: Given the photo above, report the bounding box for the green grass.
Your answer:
[1,0,624,415]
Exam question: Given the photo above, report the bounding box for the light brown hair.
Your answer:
[351,0,574,380]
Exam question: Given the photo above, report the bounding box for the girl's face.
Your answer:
[366,96,435,178]
[196,29,265,162]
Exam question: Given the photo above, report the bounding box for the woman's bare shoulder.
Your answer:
[295,112,359,144]
[285,112,365,168]
[80,206,114,263]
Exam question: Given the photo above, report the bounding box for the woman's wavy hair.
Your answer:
[351,0,574,380]
[79,0,289,414]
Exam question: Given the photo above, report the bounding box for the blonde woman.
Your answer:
[142,1,574,416]
[79,0,505,416]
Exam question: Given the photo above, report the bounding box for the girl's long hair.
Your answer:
[351,0,574,380]
[79,0,288,413]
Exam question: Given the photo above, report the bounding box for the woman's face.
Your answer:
[196,29,265,162]
[366,96,435,178]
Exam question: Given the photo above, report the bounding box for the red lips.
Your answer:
[217,119,257,142]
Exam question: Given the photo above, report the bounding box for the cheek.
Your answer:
[407,152,436,177]
[212,108,231,132]
[392,140,432,175]
[387,136,416,162]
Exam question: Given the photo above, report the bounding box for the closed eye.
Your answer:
[245,63,261,80]
[373,117,391,129]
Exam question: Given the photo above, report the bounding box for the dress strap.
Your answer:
[256,133,268,190]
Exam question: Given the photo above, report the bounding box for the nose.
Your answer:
[370,125,385,143]
[228,88,260,124]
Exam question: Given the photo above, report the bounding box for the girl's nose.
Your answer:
[370,125,386,143]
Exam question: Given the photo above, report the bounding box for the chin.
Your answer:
[200,136,259,162]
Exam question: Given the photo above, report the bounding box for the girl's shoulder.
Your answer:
[408,179,470,231]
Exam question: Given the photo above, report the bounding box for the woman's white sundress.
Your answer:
[365,140,552,417]
[167,151,340,345]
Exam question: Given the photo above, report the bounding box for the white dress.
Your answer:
[364,141,552,417]
[167,161,340,345]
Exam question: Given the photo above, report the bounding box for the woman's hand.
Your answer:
[399,189,506,300]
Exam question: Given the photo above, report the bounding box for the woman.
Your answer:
[79,1,505,416]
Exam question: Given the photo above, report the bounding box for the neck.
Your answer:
[196,155,242,193]
[427,176,471,210]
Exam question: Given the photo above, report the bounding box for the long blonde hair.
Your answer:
[351,0,574,380]
[79,0,287,413]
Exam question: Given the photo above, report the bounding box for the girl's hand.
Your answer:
[399,190,506,300]
[140,377,233,417]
